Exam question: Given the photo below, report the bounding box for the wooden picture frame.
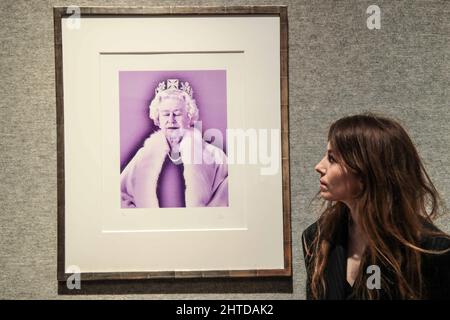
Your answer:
[54,5,290,292]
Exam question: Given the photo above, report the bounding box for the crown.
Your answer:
[154,79,194,98]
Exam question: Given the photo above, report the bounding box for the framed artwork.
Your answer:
[54,6,290,286]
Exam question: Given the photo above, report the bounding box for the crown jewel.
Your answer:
[155,79,194,98]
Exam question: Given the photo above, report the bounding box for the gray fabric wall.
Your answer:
[1,0,449,299]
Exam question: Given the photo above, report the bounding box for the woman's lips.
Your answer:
[320,181,328,190]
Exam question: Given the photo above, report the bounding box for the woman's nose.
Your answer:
[315,158,325,175]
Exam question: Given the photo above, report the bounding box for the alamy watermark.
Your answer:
[166,121,281,176]
[367,5,381,30]
[366,264,381,290]
[66,5,81,30]
[66,265,81,290]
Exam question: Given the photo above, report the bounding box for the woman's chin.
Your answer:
[319,191,333,201]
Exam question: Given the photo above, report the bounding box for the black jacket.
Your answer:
[302,217,450,300]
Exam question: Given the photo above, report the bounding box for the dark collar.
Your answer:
[321,215,450,299]
[323,212,351,299]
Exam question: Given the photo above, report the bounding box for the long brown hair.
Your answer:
[306,113,449,299]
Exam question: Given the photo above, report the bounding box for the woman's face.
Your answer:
[158,97,191,141]
[158,97,191,130]
[315,143,361,203]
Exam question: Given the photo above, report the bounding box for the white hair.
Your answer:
[149,89,199,127]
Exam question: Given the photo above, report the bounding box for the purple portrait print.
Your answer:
[119,70,229,209]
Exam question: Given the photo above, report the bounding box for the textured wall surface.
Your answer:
[1,0,449,299]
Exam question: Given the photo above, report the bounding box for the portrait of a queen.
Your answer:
[120,79,229,208]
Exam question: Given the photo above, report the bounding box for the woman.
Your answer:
[120,79,229,208]
[302,113,450,299]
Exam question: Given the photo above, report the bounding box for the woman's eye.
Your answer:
[328,155,335,163]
